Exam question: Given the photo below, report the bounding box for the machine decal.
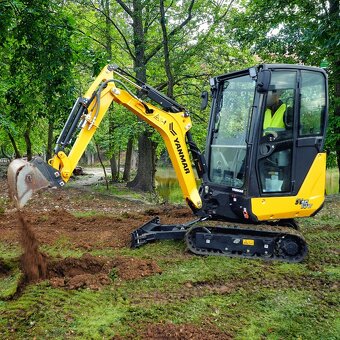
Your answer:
[154,114,166,125]
[232,188,244,193]
[295,198,312,209]
[169,122,177,136]
[242,239,254,246]
[174,137,190,174]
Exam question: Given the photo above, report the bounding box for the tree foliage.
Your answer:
[0,0,337,192]
[231,0,340,172]
[0,0,75,159]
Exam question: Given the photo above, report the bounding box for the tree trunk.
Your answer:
[95,140,109,190]
[127,131,156,192]
[335,62,340,192]
[46,118,54,161]
[160,0,174,98]
[127,0,157,192]
[102,0,112,60]
[7,131,22,158]
[117,146,121,179]
[108,111,118,182]
[123,137,133,181]
[329,1,340,192]
[24,126,32,161]
[110,153,118,182]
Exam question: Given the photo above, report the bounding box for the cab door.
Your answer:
[293,69,328,194]
[257,67,328,196]
[257,69,298,194]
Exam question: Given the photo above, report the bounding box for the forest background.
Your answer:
[0,0,339,193]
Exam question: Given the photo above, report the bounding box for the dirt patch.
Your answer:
[47,253,162,290]
[0,192,193,252]
[138,322,232,340]
[113,256,162,280]
[143,205,193,219]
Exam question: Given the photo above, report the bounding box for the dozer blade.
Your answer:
[7,157,65,208]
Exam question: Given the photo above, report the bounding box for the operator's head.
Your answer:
[266,89,282,107]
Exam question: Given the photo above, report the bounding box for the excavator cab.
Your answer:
[200,64,328,223]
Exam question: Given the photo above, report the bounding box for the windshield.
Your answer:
[209,74,255,188]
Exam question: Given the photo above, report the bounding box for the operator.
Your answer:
[260,89,290,192]
[263,89,286,133]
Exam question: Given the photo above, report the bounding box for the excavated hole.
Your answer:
[46,253,162,290]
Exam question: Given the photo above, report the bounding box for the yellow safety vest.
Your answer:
[263,103,286,130]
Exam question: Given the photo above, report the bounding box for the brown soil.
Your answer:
[0,179,189,290]
[138,322,232,340]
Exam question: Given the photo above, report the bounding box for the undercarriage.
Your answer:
[131,217,308,263]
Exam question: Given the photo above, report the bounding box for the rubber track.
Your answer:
[185,223,308,263]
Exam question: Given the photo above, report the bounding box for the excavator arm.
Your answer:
[8,64,202,210]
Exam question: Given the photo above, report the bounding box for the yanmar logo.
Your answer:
[174,138,190,174]
[169,123,190,174]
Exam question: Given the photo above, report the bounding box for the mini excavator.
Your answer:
[7,64,328,262]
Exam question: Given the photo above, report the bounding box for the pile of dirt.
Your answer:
[143,205,192,219]
[47,253,162,290]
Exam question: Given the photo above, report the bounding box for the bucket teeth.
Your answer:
[7,159,50,208]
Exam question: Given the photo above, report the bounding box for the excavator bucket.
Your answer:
[7,157,65,208]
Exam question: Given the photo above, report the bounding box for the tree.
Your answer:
[91,0,201,191]
[1,0,257,190]
[1,0,75,160]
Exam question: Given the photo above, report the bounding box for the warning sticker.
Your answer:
[243,239,255,246]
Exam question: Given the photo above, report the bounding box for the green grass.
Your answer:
[235,289,339,340]
[1,281,338,339]
[92,182,155,202]
[0,266,23,300]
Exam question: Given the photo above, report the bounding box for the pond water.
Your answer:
[156,167,339,203]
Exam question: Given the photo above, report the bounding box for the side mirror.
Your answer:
[249,67,257,79]
[200,91,208,110]
[256,69,271,93]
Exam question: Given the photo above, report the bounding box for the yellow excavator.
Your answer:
[7,63,328,262]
